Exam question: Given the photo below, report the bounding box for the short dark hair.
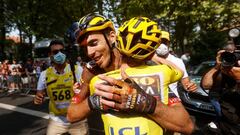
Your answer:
[49,39,65,52]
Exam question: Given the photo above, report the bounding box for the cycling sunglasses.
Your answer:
[51,49,65,55]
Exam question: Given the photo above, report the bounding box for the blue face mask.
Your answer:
[52,52,66,64]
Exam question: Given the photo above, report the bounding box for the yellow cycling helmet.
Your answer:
[117,17,161,60]
[76,13,115,44]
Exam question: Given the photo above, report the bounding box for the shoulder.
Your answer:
[130,65,173,75]
[168,54,183,62]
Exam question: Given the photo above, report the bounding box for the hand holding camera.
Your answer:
[219,41,240,67]
[220,51,240,67]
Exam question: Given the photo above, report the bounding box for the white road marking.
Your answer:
[0,103,49,119]
[20,93,49,99]
[0,102,104,133]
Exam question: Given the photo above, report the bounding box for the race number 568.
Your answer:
[52,90,71,101]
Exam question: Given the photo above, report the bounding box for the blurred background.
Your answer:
[0,0,239,65]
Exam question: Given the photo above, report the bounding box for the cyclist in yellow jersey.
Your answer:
[67,14,194,134]
[34,40,88,135]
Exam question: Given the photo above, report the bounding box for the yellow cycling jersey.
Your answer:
[89,64,183,135]
[46,66,74,116]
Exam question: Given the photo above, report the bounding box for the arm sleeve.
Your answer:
[37,70,46,91]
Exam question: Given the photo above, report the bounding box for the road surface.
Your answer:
[0,91,104,135]
[0,90,214,135]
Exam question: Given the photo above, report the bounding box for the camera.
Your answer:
[221,51,240,67]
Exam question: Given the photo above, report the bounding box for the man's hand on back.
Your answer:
[93,68,157,114]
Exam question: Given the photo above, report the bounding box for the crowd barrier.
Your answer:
[0,73,38,95]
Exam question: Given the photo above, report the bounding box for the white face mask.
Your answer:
[156,43,169,56]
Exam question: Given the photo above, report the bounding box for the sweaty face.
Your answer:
[84,32,111,69]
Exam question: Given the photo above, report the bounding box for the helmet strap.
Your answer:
[103,33,113,49]
[103,32,114,68]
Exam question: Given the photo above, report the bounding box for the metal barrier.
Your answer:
[0,74,38,95]
[22,73,38,94]
[0,75,8,92]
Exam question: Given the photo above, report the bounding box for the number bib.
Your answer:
[46,67,74,116]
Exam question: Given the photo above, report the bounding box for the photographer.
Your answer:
[201,41,240,134]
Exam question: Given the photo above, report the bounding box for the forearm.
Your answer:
[221,66,240,80]
[78,83,90,102]
[67,68,94,122]
[67,99,91,122]
[148,102,194,134]
[152,55,183,75]
[201,66,219,89]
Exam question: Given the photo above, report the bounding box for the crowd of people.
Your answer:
[0,12,239,135]
[0,58,49,93]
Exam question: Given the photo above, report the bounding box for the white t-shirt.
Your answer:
[181,54,190,63]
[37,64,83,125]
[167,54,188,97]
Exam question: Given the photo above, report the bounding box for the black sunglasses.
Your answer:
[52,49,65,55]
[78,14,109,31]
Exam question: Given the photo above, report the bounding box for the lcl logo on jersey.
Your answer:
[130,75,161,96]
[109,126,147,135]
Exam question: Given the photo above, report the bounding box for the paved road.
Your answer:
[0,91,104,135]
[0,90,214,135]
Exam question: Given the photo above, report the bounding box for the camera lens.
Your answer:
[221,52,236,67]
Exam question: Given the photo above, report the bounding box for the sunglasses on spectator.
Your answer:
[52,49,65,55]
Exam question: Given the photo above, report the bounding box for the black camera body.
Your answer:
[221,50,240,67]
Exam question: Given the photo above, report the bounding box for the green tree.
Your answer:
[1,0,98,60]
[6,0,98,42]
[105,0,240,56]
[2,0,240,61]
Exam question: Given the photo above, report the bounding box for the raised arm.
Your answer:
[152,54,183,75]
[201,50,224,90]
[67,67,94,122]
[201,66,220,90]
[149,101,194,134]
[67,98,91,122]
[94,72,194,134]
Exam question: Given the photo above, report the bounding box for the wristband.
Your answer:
[88,95,102,110]
[124,78,157,114]
[88,94,112,112]
[71,94,81,104]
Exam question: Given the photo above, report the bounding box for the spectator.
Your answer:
[34,39,88,135]
[1,60,10,90]
[35,61,42,79]
[201,41,240,134]
[181,52,191,66]
[76,56,82,66]
[24,58,36,89]
[9,59,22,92]
[153,31,197,97]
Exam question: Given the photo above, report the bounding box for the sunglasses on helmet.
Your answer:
[78,14,109,31]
